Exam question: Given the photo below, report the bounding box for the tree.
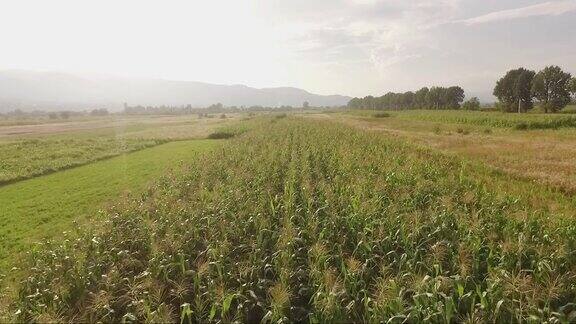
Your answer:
[462,97,481,110]
[531,66,572,113]
[363,96,376,110]
[303,101,310,109]
[445,86,465,109]
[426,87,444,109]
[59,111,70,119]
[514,69,536,112]
[493,68,535,112]
[347,97,363,109]
[401,91,415,110]
[346,85,466,111]
[90,108,109,116]
[208,103,224,110]
[414,87,429,108]
[569,77,576,102]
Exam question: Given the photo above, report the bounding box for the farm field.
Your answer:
[393,109,576,129]
[2,0,575,322]
[314,111,576,196]
[0,114,235,184]
[4,117,576,323]
[0,114,219,138]
[345,109,576,129]
[0,139,220,272]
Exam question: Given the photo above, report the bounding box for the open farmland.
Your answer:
[0,115,235,184]
[0,139,220,272]
[0,114,240,273]
[346,109,576,130]
[3,1,576,322]
[317,111,576,196]
[5,117,576,323]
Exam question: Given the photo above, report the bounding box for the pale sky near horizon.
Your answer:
[0,0,575,99]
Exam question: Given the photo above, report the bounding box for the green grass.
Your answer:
[347,109,576,129]
[558,104,576,114]
[0,139,219,271]
[0,115,236,184]
[8,118,576,322]
[0,137,163,184]
[372,112,391,118]
[397,110,576,129]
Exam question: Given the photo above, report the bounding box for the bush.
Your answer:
[207,131,235,139]
[514,122,528,130]
[462,97,481,110]
[456,127,469,135]
[513,117,576,130]
[372,112,391,118]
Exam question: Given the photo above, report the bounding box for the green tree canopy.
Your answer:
[531,66,572,113]
[493,68,535,112]
[569,77,576,102]
[414,87,429,108]
[347,86,465,110]
[445,86,465,109]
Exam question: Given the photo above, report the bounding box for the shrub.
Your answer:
[456,127,469,134]
[462,97,481,110]
[372,112,391,118]
[207,131,235,139]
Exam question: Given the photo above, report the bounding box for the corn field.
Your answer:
[9,118,576,322]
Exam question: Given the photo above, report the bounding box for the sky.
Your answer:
[0,0,575,100]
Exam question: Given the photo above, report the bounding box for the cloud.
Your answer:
[457,0,576,25]
[266,0,461,71]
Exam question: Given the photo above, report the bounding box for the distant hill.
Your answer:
[0,70,351,111]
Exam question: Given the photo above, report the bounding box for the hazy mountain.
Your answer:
[0,70,351,111]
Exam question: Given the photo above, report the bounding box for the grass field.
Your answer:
[0,115,234,184]
[0,137,163,184]
[319,111,576,195]
[346,109,576,129]
[0,139,219,272]
[6,117,576,323]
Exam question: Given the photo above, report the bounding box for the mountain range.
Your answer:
[0,70,351,112]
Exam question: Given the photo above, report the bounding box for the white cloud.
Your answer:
[272,0,461,71]
[458,0,576,25]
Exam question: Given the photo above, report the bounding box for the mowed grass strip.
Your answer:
[0,139,219,271]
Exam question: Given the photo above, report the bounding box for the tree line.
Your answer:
[494,65,576,113]
[347,86,477,111]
